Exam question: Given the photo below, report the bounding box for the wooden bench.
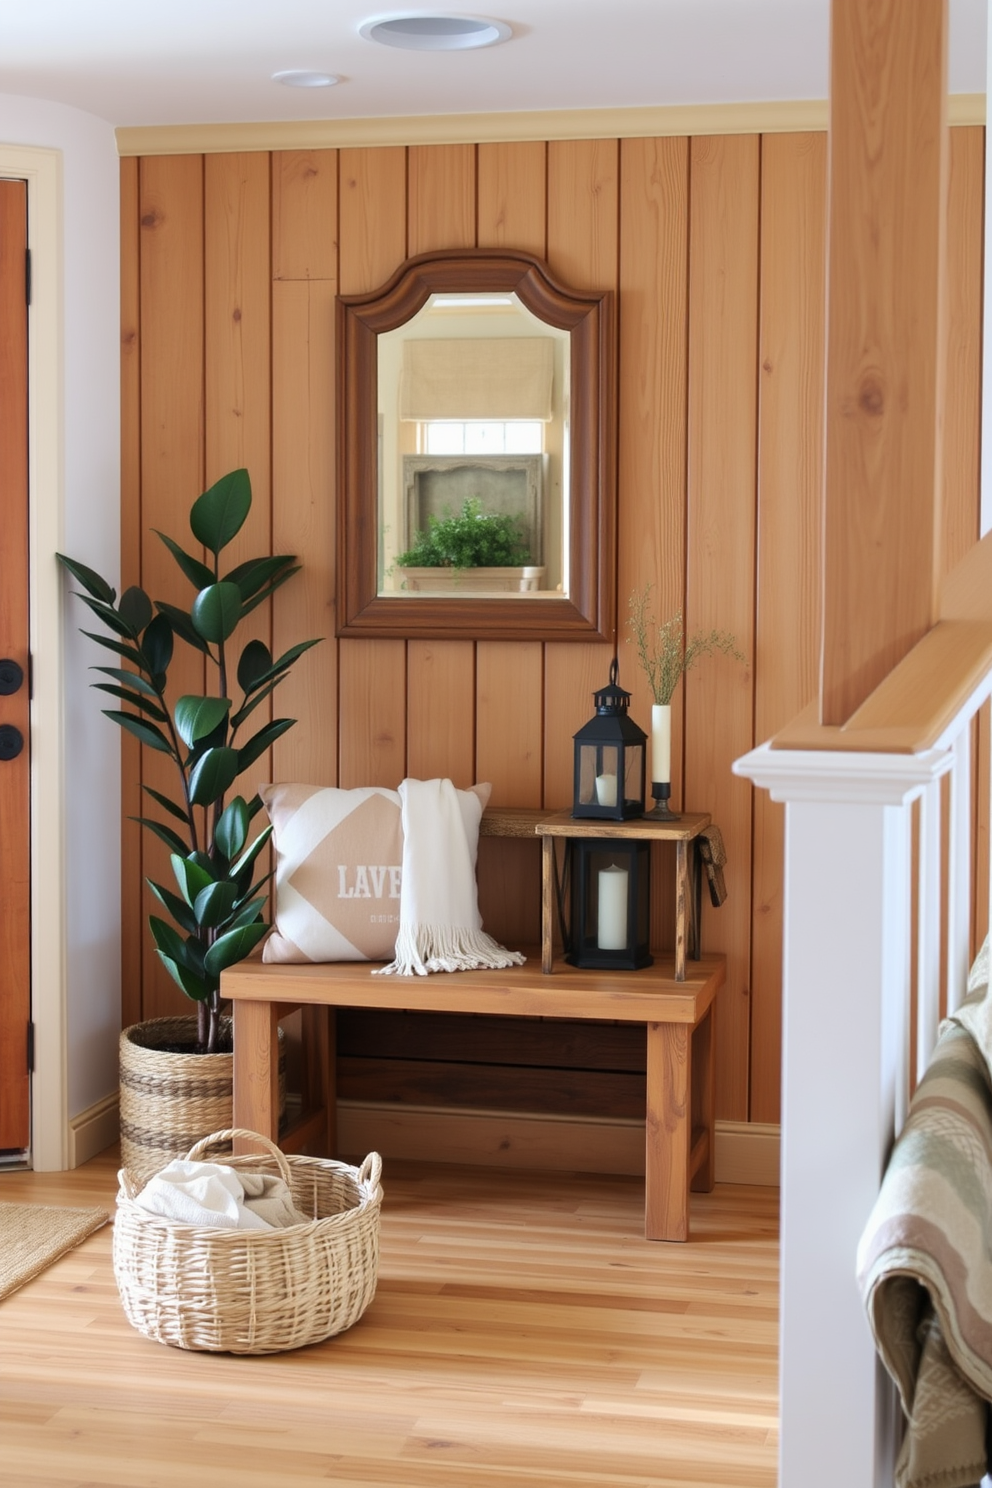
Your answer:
[222,951,723,1242]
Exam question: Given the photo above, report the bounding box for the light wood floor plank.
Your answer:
[0,1150,777,1487]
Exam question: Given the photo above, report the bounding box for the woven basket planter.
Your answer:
[119,1017,285,1185]
[114,1128,383,1354]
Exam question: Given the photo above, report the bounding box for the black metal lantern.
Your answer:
[566,837,652,971]
[572,658,647,820]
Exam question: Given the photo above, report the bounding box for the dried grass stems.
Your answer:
[627,587,745,706]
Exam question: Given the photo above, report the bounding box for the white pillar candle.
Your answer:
[595,772,618,807]
[597,863,629,951]
[651,703,671,785]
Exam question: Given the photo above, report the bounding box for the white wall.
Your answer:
[0,94,120,1125]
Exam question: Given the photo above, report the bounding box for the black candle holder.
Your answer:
[647,781,681,821]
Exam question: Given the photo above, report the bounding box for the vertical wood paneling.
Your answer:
[271,149,339,787]
[406,641,476,784]
[405,145,478,787]
[544,140,619,805]
[408,144,476,254]
[338,639,407,788]
[272,150,337,281]
[942,126,983,576]
[684,135,760,1122]
[476,642,543,806]
[204,153,273,802]
[138,154,205,1021]
[477,142,547,257]
[119,157,143,1030]
[338,147,409,785]
[618,136,689,950]
[751,133,827,1124]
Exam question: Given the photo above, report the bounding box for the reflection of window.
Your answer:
[423,420,544,456]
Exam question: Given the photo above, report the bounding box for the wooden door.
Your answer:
[0,178,30,1152]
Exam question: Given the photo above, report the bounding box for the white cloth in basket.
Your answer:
[134,1159,308,1230]
[374,777,525,976]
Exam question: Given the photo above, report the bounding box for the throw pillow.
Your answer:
[259,781,491,963]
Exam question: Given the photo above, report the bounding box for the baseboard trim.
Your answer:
[68,1092,120,1169]
[337,1102,781,1187]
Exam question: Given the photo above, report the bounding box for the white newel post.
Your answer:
[734,742,953,1488]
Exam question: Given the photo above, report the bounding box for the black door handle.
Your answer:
[0,724,23,760]
[0,659,24,696]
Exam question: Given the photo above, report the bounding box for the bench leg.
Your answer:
[690,1002,716,1193]
[645,1020,691,1241]
[233,999,280,1149]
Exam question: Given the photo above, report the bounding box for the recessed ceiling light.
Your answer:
[272,70,341,88]
[359,13,512,51]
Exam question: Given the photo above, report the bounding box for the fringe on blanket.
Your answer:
[375,925,526,977]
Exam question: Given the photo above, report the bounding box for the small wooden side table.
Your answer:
[535,810,712,980]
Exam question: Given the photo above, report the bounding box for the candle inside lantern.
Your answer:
[651,704,671,785]
[597,863,629,950]
[594,773,618,807]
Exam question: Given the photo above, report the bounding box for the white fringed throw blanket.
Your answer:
[374,777,525,976]
[857,941,992,1488]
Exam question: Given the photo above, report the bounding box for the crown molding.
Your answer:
[115,93,985,156]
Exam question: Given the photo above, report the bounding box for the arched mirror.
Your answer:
[337,250,616,641]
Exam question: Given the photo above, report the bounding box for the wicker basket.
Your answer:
[113,1129,383,1354]
[119,1018,285,1185]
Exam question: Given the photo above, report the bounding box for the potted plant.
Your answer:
[57,467,320,1179]
[392,497,545,593]
[627,586,744,810]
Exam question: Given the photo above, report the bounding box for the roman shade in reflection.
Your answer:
[399,337,555,422]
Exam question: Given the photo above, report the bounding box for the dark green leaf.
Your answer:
[141,613,174,674]
[147,878,199,935]
[246,793,264,820]
[231,824,273,879]
[188,851,218,878]
[56,553,115,604]
[191,583,242,645]
[170,852,215,908]
[81,630,146,667]
[237,639,271,694]
[93,665,160,699]
[223,554,296,602]
[190,468,252,555]
[156,951,211,1003]
[76,593,138,639]
[148,915,190,965]
[242,638,321,693]
[188,746,240,807]
[154,601,209,654]
[237,717,295,772]
[154,530,215,591]
[92,683,169,721]
[118,586,153,633]
[230,677,285,730]
[183,935,208,978]
[193,880,239,928]
[214,796,249,862]
[102,710,174,754]
[174,695,231,749]
[203,921,268,977]
[142,784,189,824]
[132,815,191,857]
[225,896,267,931]
[239,566,300,618]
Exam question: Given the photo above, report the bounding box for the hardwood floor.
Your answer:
[0,1150,778,1487]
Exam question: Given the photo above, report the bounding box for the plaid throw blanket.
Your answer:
[857,942,992,1488]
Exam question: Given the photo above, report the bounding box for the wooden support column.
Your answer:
[821,0,949,724]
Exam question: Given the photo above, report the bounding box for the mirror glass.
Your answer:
[376,292,571,600]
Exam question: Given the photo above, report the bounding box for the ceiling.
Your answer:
[0,0,985,129]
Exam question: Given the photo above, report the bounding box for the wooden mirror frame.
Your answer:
[336,249,616,641]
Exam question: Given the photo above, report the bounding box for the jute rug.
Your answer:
[0,1201,109,1301]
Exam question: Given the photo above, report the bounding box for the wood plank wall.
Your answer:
[120,126,985,1128]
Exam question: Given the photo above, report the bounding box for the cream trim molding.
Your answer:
[0,146,67,1171]
[117,93,985,157]
[69,1092,119,1169]
[337,1102,782,1188]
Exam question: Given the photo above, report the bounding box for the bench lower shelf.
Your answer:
[222,950,725,1242]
